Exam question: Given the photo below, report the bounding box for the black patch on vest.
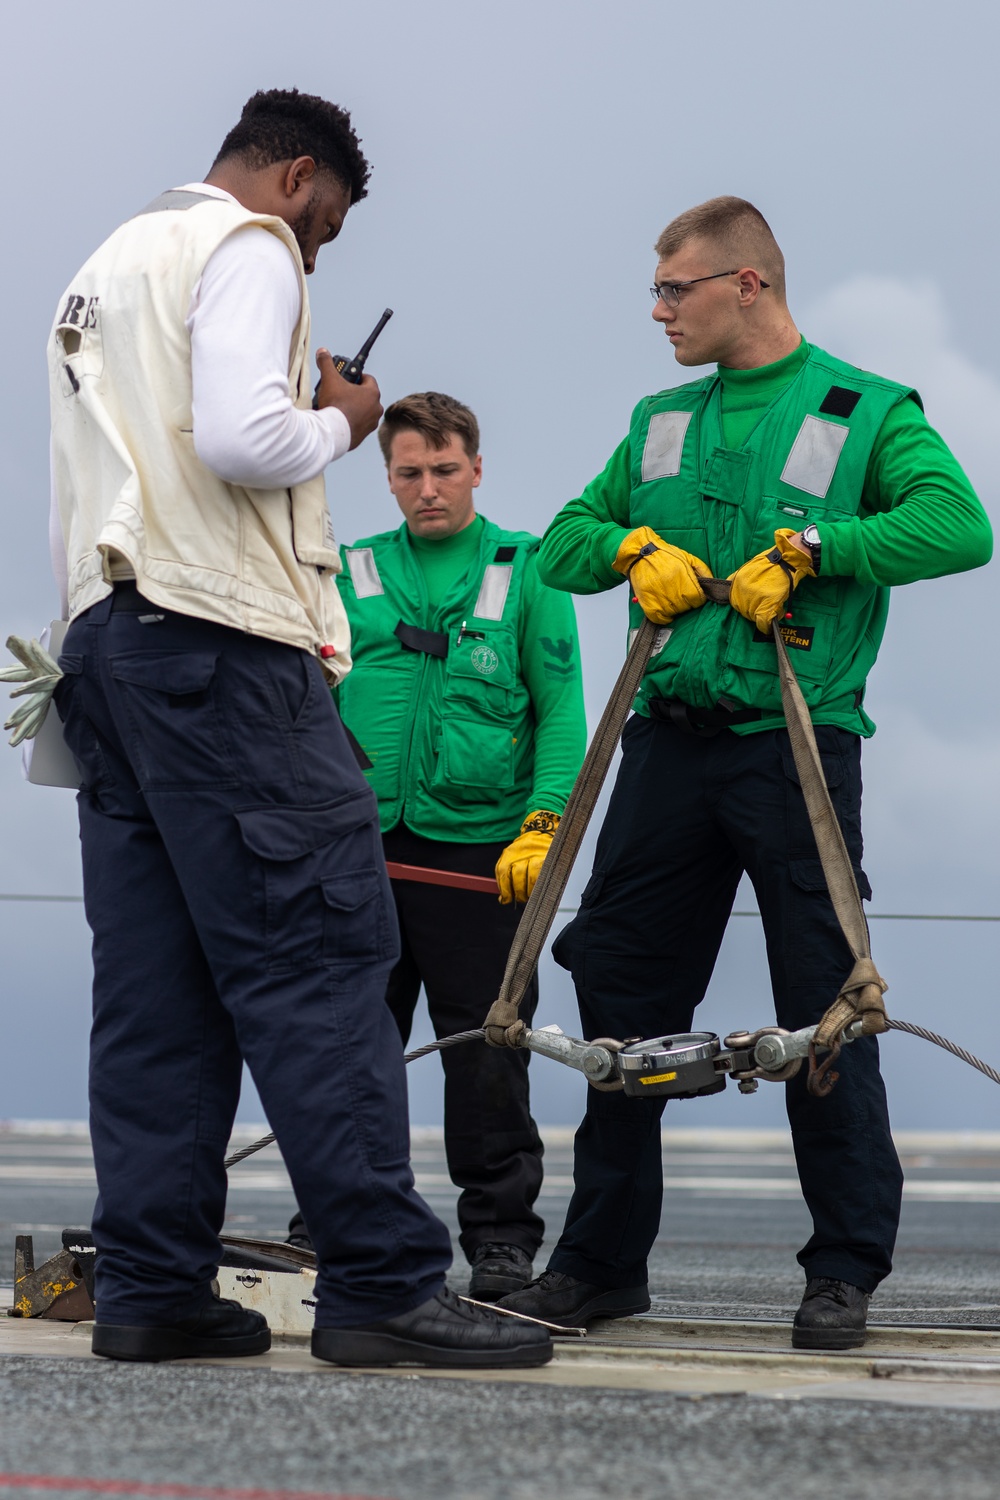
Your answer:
[394,620,449,658]
[819,386,861,418]
[753,622,815,651]
[493,546,517,562]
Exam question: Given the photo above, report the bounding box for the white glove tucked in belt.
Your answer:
[0,635,64,747]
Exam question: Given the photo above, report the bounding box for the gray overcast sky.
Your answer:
[1,0,998,1130]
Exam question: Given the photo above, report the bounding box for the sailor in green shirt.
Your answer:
[498,197,992,1347]
[288,392,586,1301]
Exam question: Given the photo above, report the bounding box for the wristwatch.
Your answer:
[800,523,822,575]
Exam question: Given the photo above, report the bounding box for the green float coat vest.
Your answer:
[337,517,540,839]
[627,344,918,731]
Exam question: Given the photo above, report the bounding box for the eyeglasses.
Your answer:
[649,270,770,307]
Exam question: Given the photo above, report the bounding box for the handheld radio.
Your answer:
[313,308,394,406]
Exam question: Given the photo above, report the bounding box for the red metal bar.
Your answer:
[0,1476,387,1500]
[384,860,498,895]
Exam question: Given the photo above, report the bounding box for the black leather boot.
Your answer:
[286,1210,313,1252]
[497,1269,650,1327]
[792,1277,870,1350]
[92,1295,271,1362]
[468,1243,534,1301]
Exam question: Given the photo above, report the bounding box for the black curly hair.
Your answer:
[213,88,371,203]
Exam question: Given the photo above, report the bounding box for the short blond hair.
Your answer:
[655,196,785,301]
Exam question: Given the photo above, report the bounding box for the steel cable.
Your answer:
[223,1028,486,1168]
[401,1028,486,1063]
[886,1019,1000,1087]
[224,1020,1000,1169]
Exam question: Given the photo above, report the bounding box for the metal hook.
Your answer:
[807,1037,842,1098]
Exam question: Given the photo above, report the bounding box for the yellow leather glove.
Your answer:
[496,811,559,905]
[727,529,816,634]
[612,526,711,627]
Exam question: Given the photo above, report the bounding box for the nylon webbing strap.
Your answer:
[483,573,886,1065]
[483,615,659,1046]
[394,621,449,658]
[771,623,888,1045]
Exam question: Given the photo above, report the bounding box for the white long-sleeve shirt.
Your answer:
[183,184,350,485]
[50,182,350,611]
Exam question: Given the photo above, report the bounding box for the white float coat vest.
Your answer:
[46,188,351,681]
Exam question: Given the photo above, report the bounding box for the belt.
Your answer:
[647,695,764,737]
[110,581,148,612]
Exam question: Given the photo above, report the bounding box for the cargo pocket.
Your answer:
[235,792,392,973]
[784,858,873,1022]
[789,858,872,903]
[109,650,235,788]
[320,872,388,964]
[53,655,111,790]
[780,728,865,869]
[551,870,605,976]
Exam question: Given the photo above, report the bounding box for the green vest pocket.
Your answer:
[434,716,515,802]
[723,594,837,690]
[442,629,516,719]
[701,447,750,506]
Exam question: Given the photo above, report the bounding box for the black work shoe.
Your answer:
[792,1277,870,1350]
[496,1269,650,1328]
[311,1285,552,1368]
[92,1295,271,1362]
[286,1210,313,1253]
[468,1243,534,1301]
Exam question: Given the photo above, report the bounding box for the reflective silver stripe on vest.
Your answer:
[473,564,513,620]
[629,625,670,657]
[641,411,693,483]
[346,547,384,598]
[131,190,216,218]
[779,416,850,499]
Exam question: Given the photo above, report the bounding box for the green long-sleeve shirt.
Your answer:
[539,339,992,595]
[408,514,488,609]
[509,553,587,821]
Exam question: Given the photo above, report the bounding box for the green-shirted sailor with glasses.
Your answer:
[497,195,992,1350]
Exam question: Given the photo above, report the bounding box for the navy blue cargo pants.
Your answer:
[382,825,545,1261]
[289,826,545,1260]
[56,585,452,1328]
[547,711,903,1295]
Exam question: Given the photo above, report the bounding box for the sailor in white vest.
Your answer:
[46,88,550,1372]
